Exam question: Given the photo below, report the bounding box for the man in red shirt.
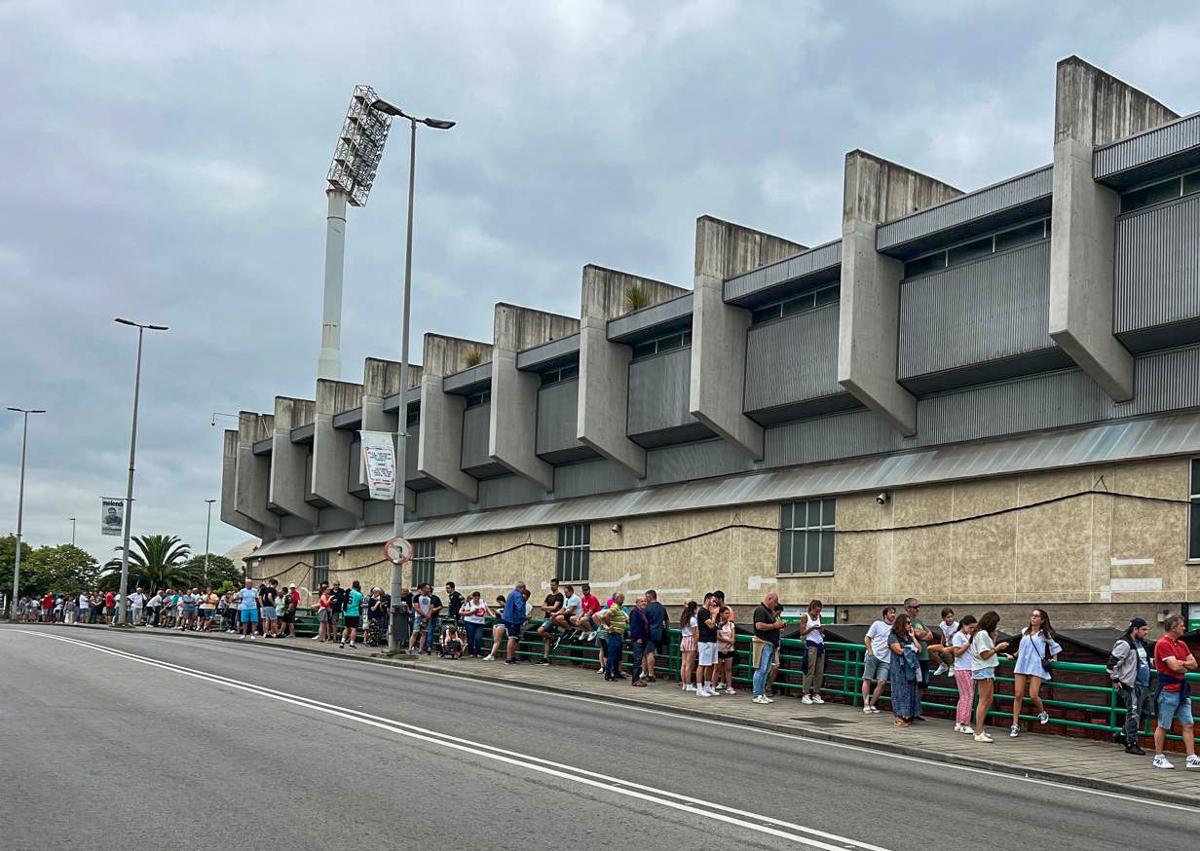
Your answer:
[1151,614,1198,770]
[573,583,604,671]
[41,593,55,623]
[104,591,116,624]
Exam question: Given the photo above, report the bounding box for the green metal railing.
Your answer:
[489,626,1198,743]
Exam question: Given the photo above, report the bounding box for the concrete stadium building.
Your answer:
[223,57,1200,627]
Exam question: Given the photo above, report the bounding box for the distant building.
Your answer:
[222,56,1200,627]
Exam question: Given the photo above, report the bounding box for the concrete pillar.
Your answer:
[417,333,492,501]
[838,151,962,435]
[489,304,579,490]
[577,265,686,477]
[317,189,349,381]
[689,216,806,459]
[269,396,317,526]
[221,429,263,538]
[1049,56,1177,402]
[312,379,364,518]
[234,412,279,533]
[361,357,422,505]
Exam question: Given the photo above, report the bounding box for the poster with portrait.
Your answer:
[101,497,124,536]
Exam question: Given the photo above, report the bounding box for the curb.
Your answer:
[45,623,1200,809]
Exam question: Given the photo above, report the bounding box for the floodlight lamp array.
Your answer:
[326,84,393,207]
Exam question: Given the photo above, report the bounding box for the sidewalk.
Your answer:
[62,623,1200,807]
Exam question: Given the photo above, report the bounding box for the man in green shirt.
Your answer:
[601,593,627,681]
[905,597,935,706]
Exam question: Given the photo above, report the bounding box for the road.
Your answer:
[0,624,1194,851]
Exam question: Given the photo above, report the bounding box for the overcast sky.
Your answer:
[2,1,1197,565]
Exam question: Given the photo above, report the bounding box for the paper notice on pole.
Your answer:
[360,430,396,500]
[101,497,124,536]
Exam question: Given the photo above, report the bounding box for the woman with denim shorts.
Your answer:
[970,611,1012,743]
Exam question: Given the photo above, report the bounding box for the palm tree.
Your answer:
[101,534,193,592]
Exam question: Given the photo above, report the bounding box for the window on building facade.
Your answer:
[410,539,436,588]
[750,284,840,326]
[903,217,1050,279]
[1120,168,1200,215]
[406,407,420,428]
[465,390,491,408]
[1190,459,1200,561]
[631,331,692,361]
[540,363,579,387]
[312,551,329,587]
[556,523,591,581]
[778,498,835,574]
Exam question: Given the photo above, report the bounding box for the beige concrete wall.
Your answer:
[247,457,1198,626]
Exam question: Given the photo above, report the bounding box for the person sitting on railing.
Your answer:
[551,584,580,635]
[1009,608,1061,738]
[483,596,507,661]
[535,579,565,666]
[1151,613,1198,770]
[1107,617,1151,756]
[933,607,959,678]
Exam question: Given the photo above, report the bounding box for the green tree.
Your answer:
[24,544,101,596]
[0,534,33,601]
[100,534,192,592]
[182,553,241,589]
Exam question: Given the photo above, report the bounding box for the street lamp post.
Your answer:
[369,96,455,654]
[204,498,216,584]
[69,517,76,546]
[6,407,45,619]
[113,318,168,626]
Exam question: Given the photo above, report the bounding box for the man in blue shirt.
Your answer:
[503,581,527,665]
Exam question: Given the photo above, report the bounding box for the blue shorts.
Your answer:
[505,621,524,639]
[261,606,277,621]
[972,668,996,681]
[863,655,890,682]
[1157,689,1194,728]
[240,608,260,623]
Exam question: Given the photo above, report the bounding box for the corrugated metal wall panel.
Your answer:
[645,439,755,484]
[877,166,1053,250]
[554,458,639,499]
[1114,196,1200,334]
[516,333,580,370]
[476,474,545,509]
[536,380,580,456]
[765,409,901,468]
[744,305,841,411]
[915,370,1108,446]
[627,348,694,435]
[1114,345,1200,417]
[607,292,693,340]
[460,405,491,469]
[724,240,841,302]
[899,240,1054,379]
[1094,112,1200,178]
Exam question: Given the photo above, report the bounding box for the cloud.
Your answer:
[1,1,1192,569]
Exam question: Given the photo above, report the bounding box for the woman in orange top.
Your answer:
[314,582,333,643]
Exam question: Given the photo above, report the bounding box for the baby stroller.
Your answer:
[439,622,465,659]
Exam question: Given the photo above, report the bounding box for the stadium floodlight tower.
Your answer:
[318,84,394,380]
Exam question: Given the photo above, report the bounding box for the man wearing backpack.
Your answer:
[1108,617,1151,755]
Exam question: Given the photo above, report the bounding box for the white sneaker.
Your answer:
[953,724,965,733]
[863,705,874,714]
[597,666,605,673]
[311,635,321,641]
[1038,711,1049,725]
[962,725,976,735]
[238,635,245,641]
[801,694,813,704]
[933,663,949,676]
[1009,725,1019,738]
[482,654,494,661]
[1152,754,1174,769]
[1186,755,1200,769]
[684,684,696,692]
[696,688,712,698]
[974,732,993,743]
[812,694,824,704]
[725,687,736,695]
[752,695,771,705]
[248,634,255,640]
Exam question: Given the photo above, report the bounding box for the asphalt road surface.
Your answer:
[1,624,1195,851]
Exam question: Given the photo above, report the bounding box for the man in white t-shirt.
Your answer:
[552,584,582,633]
[861,606,897,713]
[127,588,146,626]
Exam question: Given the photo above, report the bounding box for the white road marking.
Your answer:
[17,626,1200,815]
[12,630,888,851]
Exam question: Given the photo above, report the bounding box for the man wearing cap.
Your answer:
[1108,617,1152,755]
